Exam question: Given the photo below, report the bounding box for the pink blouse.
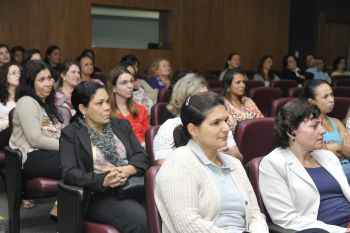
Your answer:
[224,97,263,134]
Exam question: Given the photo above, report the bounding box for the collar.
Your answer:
[187,140,234,171]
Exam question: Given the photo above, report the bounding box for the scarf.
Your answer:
[78,117,128,167]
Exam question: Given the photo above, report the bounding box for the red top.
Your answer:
[116,103,150,143]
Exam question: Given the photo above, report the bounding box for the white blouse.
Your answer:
[0,100,15,131]
[153,116,237,161]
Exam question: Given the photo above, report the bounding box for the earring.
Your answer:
[290,138,295,145]
[83,114,86,118]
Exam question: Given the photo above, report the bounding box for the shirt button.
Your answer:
[245,201,248,205]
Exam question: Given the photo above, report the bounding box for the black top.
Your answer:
[60,118,149,193]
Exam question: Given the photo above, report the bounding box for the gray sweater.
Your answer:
[10,96,60,163]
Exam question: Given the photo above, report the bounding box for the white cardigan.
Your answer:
[155,145,268,233]
[259,148,350,233]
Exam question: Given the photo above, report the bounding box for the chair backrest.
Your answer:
[209,87,223,94]
[288,87,303,97]
[246,156,270,221]
[270,97,295,117]
[332,86,350,97]
[244,80,264,96]
[145,125,160,166]
[151,103,167,126]
[249,87,283,116]
[207,80,222,88]
[328,97,350,121]
[145,166,162,233]
[271,80,298,97]
[234,117,275,164]
[157,88,169,103]
[331,76,350,87]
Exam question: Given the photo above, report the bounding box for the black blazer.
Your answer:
[59,118,149,193]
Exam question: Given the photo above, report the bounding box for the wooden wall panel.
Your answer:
[0,0,290,73]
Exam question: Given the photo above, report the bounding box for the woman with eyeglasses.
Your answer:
[107,65,149,147]
[0,62,21,149]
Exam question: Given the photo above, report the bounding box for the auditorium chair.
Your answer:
[0,108,15,179]
[151,103,167,126]
[270,97,295,117]
[288,87,303,98]
[209,87,223,94]
[246,157,296,233]
[332,86,350,98]
[4,147,58,233]
[249,87,283,116]
[145,125,160,166]
[58,181,121,233]
[207,80,222,88]
[331,76,350,87]
[244,80,264,96]
[203,73,219,80]
[271,80,298,97]
[328,97,350,121]
[157,88,169,103]
[145,166,162,233]
[234,117,275,165]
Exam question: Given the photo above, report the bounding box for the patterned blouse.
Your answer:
[93,134,127,173]
[224,97,263,134]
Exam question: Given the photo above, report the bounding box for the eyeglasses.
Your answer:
[117,79,135,86]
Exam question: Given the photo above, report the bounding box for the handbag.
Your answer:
[115,175,145,200]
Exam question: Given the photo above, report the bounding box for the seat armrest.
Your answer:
[268,222,297,233]
[58,181,85,233]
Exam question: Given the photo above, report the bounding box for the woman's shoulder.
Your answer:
[260,148,288,167]
[134,102,148,113]
[16,96,40,109]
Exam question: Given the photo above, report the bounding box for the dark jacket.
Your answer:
[59,118,149,193]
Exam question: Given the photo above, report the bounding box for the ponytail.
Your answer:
[173,125,191,148]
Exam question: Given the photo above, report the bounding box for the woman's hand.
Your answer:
[116,165,137,178]
[102,169,127,188]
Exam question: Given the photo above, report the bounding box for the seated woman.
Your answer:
[0,62,20,149]
[302,79,350,181]
[60,81,149,233]
[22,48,42,66]
[76,54,104,85]
[331,56,350,77]
[107,65,149,147]
[253,55,280,87]
[44,45,62,82]
[281,54,309,84]
[55,60,81,115]
[10,61,63,210]
[259,98,350,232]
[119,58,153,115]
[154,73,242,165]
[219,52,241,80]
[147,57,172,89]
[10,46,25,66]
[0,44,11,67]
[223,69,263,134]
[155,91,268,233]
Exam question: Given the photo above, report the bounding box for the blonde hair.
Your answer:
[148,57,171,76]
[166,73,207,116]
[107,65,138,118]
